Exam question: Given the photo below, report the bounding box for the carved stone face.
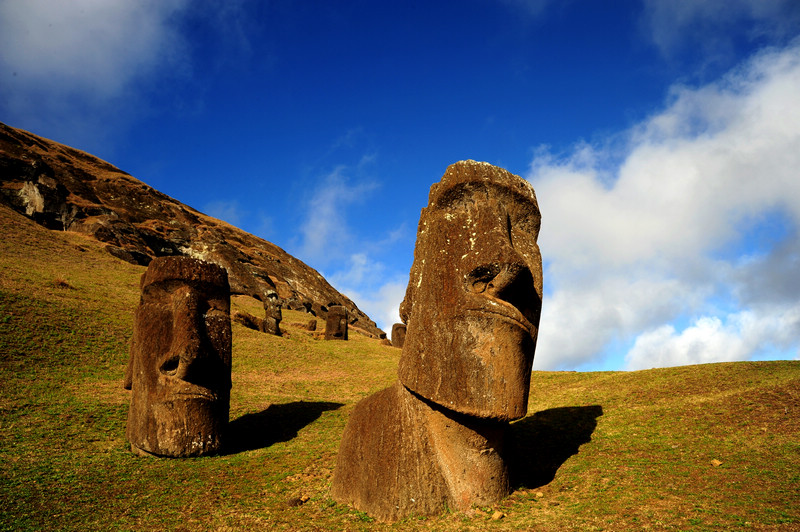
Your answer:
[325,305,349,340]
[264,292,282,321]
[126,256,232,457]
[398,161,542,421]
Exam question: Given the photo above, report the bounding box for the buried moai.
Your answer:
[260,291,282,336]
[391,323,406,348]
[331,160,543,521]
[124,256,232,457]
[325,305,348,340]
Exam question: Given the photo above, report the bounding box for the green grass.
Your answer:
[1,203,798,530]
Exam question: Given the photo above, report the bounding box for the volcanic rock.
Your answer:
[0,122,383,338]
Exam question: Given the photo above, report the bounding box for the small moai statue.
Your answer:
[391,323,406,348]
[260,291,282,336]
[325,305,348,340]
[331,160,543,521]
[306,319,317,332]
[124,256,232,457]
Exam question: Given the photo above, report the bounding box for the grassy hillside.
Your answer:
[1,203,798,531]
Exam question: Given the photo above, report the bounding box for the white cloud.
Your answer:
[641,0,800,61]
[296,166,378,266]
[0,0,189,99]
[626,306,800,370]
[0,0,191,139]
[528,40,800,370]
[328,253,407,335]
[0,0,252,150]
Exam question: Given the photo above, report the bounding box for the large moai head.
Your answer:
[125,256,232,457]
[398,160,542,422]
[325,305,349,340]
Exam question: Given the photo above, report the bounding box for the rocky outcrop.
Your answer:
[0,122,383,338]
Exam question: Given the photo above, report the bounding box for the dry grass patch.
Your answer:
[1,204,798,531]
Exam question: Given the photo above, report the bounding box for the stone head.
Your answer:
[264,291,282,319]
[398,161,542,422]
[325,305,349,340]
[126,256,232,457]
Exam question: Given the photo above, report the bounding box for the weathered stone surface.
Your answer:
[124,256,232,457]
[391,323,406,348]
[0,122,384,338]
[332,160,543,521]
[325,305,348,340]
[260,291,282,336]
[306,319,317,332]
[332,382,510,521]
[398,160,542,421]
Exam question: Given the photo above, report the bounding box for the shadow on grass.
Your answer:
[508,405,603,489]
[225,401,343,455]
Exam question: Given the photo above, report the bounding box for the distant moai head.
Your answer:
[261,291,283,336]
[391,323,406,348]
[125,256,232,457]
[325,305,349,340]
[264,291,282,321]
[398,160,542,421]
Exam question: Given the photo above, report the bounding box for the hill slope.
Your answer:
[0,122,383,337]
[0,201,798,530]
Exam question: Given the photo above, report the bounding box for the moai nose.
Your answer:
[467,262,537,325]
[484,263,527,299]
[467,263,526,297]
[160,288,204,381]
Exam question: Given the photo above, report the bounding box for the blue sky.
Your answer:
[2,0,799,370]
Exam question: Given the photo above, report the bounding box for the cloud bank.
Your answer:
[0,0,191,142]
[641,0,800,62]
[295,163,408,335]
[528,40,800,370]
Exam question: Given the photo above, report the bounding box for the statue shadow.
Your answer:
[508,405,603,489]
[225,401,343,455]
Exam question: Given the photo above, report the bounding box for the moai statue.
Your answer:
[331,160,543,521]
[391,323,406,348]
[260,291,282,336]
[124,256,232,457]
[325,305,348,340]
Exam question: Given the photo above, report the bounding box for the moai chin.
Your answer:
[124,256,232,457]
[391,323,406,348]
[261,291,282,336]
[332,160,543,521]
[325,305,348,340]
